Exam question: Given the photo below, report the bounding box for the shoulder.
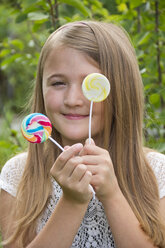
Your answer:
[0,152,27,197]
[146,151,165,199]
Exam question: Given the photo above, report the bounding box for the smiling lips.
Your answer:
[63,114,89,120]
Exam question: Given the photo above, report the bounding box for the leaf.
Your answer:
[22,0,40,9]
[137,32,151,46]
[1,54,22,67]
[117,3,127,12]
[10,39,24,50]
[144,83,154,91]
[0,141,17,149]
[129,0,145,9]
[15,13,28,23]
[59,0,90,17]
[0,49,10,58]
[11,129,18,137]
[28,12,49,21]
[149,93,160,105]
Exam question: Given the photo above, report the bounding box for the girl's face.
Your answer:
[42,46,104,146]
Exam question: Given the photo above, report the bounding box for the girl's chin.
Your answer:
[61,135,88,146]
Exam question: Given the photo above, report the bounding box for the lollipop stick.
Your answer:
[88,101,96,198]
[89,184,95,199]
[48,136,64,152]
[89,101,93,145]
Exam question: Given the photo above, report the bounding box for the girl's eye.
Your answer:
[52,82,66,86]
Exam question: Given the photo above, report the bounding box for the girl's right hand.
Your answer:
[50,143,92,204]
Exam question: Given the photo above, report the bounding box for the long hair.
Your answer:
[5,21,165,247]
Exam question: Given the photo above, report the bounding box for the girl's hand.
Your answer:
[80,139,120,204]
[50,143,92,205]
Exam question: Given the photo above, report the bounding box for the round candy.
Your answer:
[21,113,52,143]
[82,73,110,102]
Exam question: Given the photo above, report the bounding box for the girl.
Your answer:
[0,21,165,248]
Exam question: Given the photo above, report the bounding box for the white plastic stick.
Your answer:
[88,101,96,198]
[48,136,64,152]
[89,101,93,145]
[89,184,95,199]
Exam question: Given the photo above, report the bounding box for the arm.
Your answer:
[160,197,165,223]
[0,190,27,248]
[0,190,15,248]
[0,143,92,248]
[81,140,157,248]
[102,189,157,248]
[27,143,92,248]
[0,187,89,248]
[27,195,89,248]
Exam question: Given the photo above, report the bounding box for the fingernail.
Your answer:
[72,143,83,149]
[85,138,95,145]
[64,146,70,150]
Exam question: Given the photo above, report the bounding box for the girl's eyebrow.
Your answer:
[47,73,90,81]
[47,73,65,80]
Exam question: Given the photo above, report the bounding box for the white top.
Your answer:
[0,152,165,248]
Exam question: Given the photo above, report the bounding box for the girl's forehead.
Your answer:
[43,46,100,74]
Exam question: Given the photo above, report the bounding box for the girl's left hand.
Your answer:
[80,139,120,204]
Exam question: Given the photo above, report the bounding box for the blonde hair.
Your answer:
[5,21,165,247]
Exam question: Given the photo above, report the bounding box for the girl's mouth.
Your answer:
[63,114,89,120]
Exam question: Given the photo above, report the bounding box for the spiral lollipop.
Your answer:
[21,113,64,151]
[82,73,110,102]
[82,73,110,143]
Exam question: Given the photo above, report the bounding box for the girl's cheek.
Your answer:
[44,89,62,107]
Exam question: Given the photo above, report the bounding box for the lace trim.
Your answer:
[147,152,165,198]
[0,153,27,196]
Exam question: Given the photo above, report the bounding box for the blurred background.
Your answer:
[0,0,165,169]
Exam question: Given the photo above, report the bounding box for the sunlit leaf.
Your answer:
[117,3,127,12]
[10,39,24,50]
[0,49,10,58]
[137,32,151,46]
[59,0,91,17]
[28,12,49,21]
[149,93,160,105]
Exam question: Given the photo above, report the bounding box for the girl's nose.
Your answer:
[64,84,84,107]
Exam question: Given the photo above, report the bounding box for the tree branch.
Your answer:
[47,0,56,29]
[54,0,59,29]
[155,0,162,86]
[136,6,141,33]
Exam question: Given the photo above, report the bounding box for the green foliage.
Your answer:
[0,109,27,170]
[0,0,165,169]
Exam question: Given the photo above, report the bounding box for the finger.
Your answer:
[81,155,101,165]
[70,164,87,182]
[79,138,95,156]
[85,138,95,145]
[80,170,93,194]
[86,165,98,175]
[62,156,84,177]
[64,145,70,150]
[54,143,83,171]
[82,144,109,156]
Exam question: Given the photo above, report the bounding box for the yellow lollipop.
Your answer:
[82,73,110,102]
[82,73,110,144]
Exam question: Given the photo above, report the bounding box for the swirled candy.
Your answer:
[82,73,110,102]
[21,113,52,143]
